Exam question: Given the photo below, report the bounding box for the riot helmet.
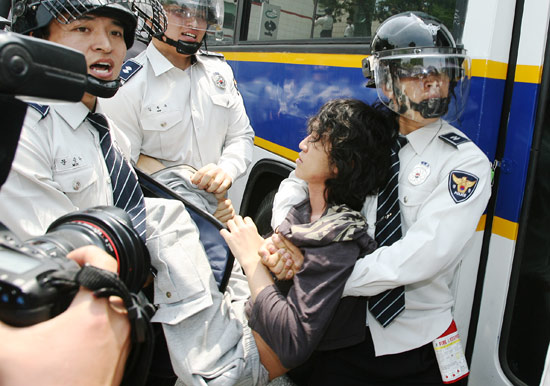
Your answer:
[363,12,471,122]
[10,0,167,97]
[155,0,223,55]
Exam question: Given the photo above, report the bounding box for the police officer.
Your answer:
[1,0,266,384]
[265,12,492,385]
[314,7,333,38]
[101,0,254,215]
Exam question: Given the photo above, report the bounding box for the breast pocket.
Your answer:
[400,185,432,223]
[54,165,98,196]
[141,110,183,133]
[140,110,184,160]
[210,93,232,109]
[208,94,230,127]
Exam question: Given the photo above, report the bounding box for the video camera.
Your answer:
[0,24,154,386]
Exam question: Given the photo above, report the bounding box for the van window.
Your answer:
[209,0,467,45]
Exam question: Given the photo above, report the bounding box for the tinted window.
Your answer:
[209,0,467,45]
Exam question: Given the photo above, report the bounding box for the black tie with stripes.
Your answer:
[87,112,147,242]
[369,135,408,327]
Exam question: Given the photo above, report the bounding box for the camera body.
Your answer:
[0,227,81,327]
[0,206,151,327]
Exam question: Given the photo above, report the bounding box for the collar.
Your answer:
[147,42,176,76]
[147,42,197,77]
[54,102,92,131]
[403,119,444,155]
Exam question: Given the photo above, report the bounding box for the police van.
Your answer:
[203,0,550,384]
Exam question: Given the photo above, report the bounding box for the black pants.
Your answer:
[288,328,467,386]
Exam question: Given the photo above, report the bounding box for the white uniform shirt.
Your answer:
[271,119,492,356]
[101,43,254,182]
[0,102,129,239]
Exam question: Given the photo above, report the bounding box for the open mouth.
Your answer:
[181,31,197,41]
[89,61,114,78]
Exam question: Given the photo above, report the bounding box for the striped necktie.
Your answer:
[369,135,408,327]
[87,112,147,242]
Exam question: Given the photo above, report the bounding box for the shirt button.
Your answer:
[160,122,167,128]
[166,291,172,298]
[73,181,81,191]
[404,196,408,203]
[106,178,111,185]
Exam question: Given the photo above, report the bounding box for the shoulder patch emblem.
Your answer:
[448,170,479,203]
[27,103,50,118]
[439,132,470,148]
[119,59,143,83]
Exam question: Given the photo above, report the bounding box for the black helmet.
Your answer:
[363,12,471,122]
[155,0,223,55]
[10,0,166,97]
[11,0,137,48]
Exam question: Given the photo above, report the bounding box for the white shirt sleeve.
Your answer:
[270,171,308,229]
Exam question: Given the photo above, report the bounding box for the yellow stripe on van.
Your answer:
[471,59,508,80]
[254,136,299,162]
[514,64,542,84]
[492,216,519,240]
[221,51,365,68]
[476,214,486,232]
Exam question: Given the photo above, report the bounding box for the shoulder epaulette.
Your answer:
[27,103,50,118]
[439,132,471,148]
[119,59,143,83]
[198,49,225,59]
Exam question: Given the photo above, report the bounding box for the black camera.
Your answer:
[0,206,151,327]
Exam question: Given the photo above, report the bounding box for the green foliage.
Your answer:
[373,0,456,28]
[315,0,456,38]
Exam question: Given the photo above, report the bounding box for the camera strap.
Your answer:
[48,264,155,386]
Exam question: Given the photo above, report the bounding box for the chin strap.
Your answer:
[86,75,121,99]
[154,33,202,55]
[48,264,155,386]
[409,97,450,119]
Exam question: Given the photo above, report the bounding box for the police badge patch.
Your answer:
[448,170,479,203]
[212,72,226,89]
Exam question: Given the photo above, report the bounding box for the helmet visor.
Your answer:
[371,48,471,122]
[161,0,223,37]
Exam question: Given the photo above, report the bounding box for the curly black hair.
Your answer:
[307,99,398,211]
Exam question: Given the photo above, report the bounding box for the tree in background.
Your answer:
[373,0,456,30]
[314,0,457,40]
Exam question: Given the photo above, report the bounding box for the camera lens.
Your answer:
[27,206,150,292]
